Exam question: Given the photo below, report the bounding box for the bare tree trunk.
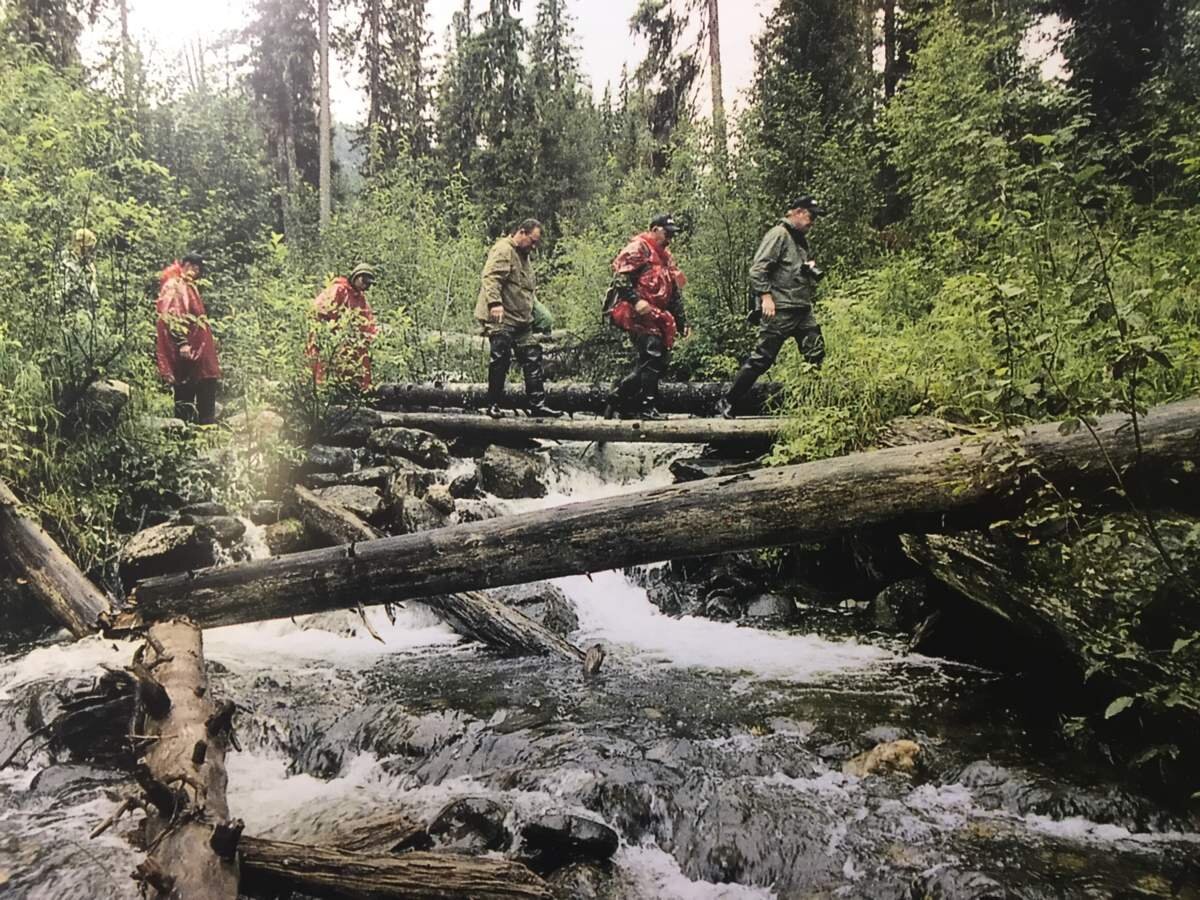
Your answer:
[118,0,134,104]
[318,0,332,230]
[883,0,897,99]
[706,0,727,161]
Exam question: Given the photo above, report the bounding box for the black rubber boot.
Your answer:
[519,343,562,418]
[486,331,514,415]
[720,365,761,418]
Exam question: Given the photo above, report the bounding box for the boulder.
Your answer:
[119,523,215,584]
[322,405,384,446]
[479,445,548,499]
[303,444,355,475]
[423,797,511,854]
[871,578,931,633]
[842,739,922,778]
[424,483,456,515]
[263,518,312,556]
[80,378,130,429]
[451,499,501,525]
[305,465,393,491]
[669,457,760,483]
[520,813,619,871]
[489,582,579,636]
[367,426,450,469]
[314,484,386,525]
[449,472,480,499]
[246,500,282,526]
[385,459,443,503]
[742,592,795,623]
[396,495,449,534]
[180,514,246,547]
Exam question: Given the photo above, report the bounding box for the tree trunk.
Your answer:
[133,620,240,899]
[883,0,897,99]
[374,380,781,416]
[0,479,110,637]
[239,837,552,900]
[318,0,332,230]
[706,0,727,161]
[121,401,1200,631]
[377,410,781,444]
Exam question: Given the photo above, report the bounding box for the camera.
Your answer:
[801,261,824,281]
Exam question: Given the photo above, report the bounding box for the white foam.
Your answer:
[616,844,777,899]
[0,636,136,700]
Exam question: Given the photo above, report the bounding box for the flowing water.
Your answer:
[1,442,1198,899]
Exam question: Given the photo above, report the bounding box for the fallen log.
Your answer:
[0,478,110,637]
[133,619,240,899]
[378,410,782,444]
[292,484,383,544]
[374,380,781,416]
[123,400,1200,630]
[239,836,552,900]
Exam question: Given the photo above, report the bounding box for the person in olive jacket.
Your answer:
[474,218,562,419]
[717,195,827,418]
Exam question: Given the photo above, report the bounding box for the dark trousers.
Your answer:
[174,379,218,424]
[728,306,824,403]
[612,333,669,412]
[486,324,547,406]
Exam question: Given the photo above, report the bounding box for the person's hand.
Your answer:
[179,343,197,361]
[489,305,504,323]
[761,295,776,319]
[634,299,651,315]
[682,325,693,339]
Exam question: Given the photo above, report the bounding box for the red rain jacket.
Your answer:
[308,277,379,390]
[609,232,687,348]
[155,263,220,384]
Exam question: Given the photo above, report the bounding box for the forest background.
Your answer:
[0,0,1198,597]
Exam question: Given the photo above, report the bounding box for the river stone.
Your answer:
[424,483,456,515]
[871,577,931,632]
[842,739,922,778]
[742,592,795,623]
[306,465,394,491]
[181,514,246,547]
[119,522,215,584]
[80,378,130,429]
[303,444,355,475]
[490,582,579,636]
[546,863,611,900]
[449,472,479,499]
[368,426,450,469]
[180,501,228,517]
[520,813,619,870]
[323,405,383,447]
[385,458,443,502]
[451,499,501,525]
[315,485,386,524]
[396,495,449,534]
[479,445,548,499]
[424,797,511,854]
[263,518,312,556]
[246,500,282,525]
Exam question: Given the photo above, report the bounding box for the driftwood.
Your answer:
[378,410,781,444]
[123,400,1200,630]
[292,484,383,544]
[132,619,240,899]
[374,380,781,415]
[239,837,552,900]
[0,479,110,637]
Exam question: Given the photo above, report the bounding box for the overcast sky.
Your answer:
[91,0,774,124]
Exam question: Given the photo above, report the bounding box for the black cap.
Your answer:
[649,213,680,233]
[181,251,205,270]
[786,195,824,216]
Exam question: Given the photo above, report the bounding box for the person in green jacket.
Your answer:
[716,195,827,418]
[474,218,562,419]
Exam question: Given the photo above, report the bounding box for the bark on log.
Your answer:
[292,484,383,544]
[374,380,781,415]
[0,478,110,637]
[135,620,239,899]
[239,836,552,900]
[124,400,1200,630]
[377,411,781,444]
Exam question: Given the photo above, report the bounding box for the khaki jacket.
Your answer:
[474,236,536,328]
[749,221,816,310]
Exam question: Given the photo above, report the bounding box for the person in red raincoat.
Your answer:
[155,252,221,424]
[308,263,379,391]
[604,214,690,419]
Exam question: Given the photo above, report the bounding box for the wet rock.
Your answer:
[300,609,364,637]
[704,592,739,620]
[520,813,619,871]
[142,415,187,433]
[449,472,480,499]
[180,514,246,547]
[263,518,312,556]
[303,444,354,475]
[322,405,383,446]
[448,436,492,459]
[385,459,444,502]
[179,501,228,517]
[29,763,125,796]
[451,499,501,525]
[423,797,511,854]
[905,867,1006,899]
[742,592,795,623]
[368,426,450,469]
[479,445,547,499]
[424,483,456,515]
[119,522,215,584]
[306,465,393,491]
[246,500,282,525]
[396,495,449,534]
[490,582,579,636]
[80,378,130,429]
[669,457,760,483]
[843,739,922,778]
[546,862,612,900]
[315,485,386,525]
[871,578,931,632]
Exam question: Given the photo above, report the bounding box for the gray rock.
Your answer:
[546,863,612,900]
[368,426,450,469]
[315,485,386,525]
[449,472,480,499]
[305,465,393,491]
[246,500,282,525]
[451,499,501,524]
[180,501,228,517]
[80,379,130,429]
[385,459,443,503]
[141,416,187,433]
[424,483,456,515]
[520,812,619,868]
[119,523,215,584]
[743,592,795,622]
[322,405,384,447]
[425,797,511,854]
[490,582,579,636]
[669,457,760,483]
[181,515,246,547]
[871,577,930,632]
[396,495,449,534]
[303,444,355,474]
[479,445,548,499]
[263,519,312,556]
